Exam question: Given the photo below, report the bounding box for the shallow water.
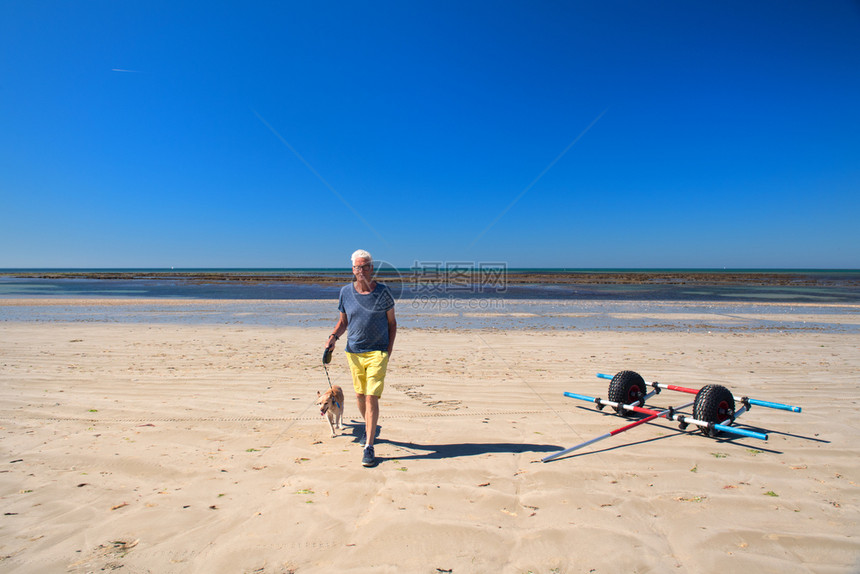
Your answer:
[2,271,858,333]
[1,298,857,334]
[1,273,859,303]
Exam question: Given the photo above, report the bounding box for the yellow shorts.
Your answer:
[346,351,389,397]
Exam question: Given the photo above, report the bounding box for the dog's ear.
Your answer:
[317,391,321,397]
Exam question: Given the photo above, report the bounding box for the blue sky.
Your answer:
[2,1,858,268]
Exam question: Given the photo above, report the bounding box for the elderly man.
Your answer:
[325,249,396,467]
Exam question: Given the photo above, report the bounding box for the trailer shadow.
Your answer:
[547,432,682,462]
[709,435,783,454]
[582,404,791,448]
[545,407,785,462]
[547,430,784,462]
[738,425,830,444]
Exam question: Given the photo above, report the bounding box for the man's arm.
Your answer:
[386,307,397,355]
[326,313,348,350]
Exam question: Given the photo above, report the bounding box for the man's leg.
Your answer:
[355,352,385,466]
[364,395,379,447]
[361,351,387,448]
[349,353,369,440]
[355,393,378,446]
[356,393,367,420]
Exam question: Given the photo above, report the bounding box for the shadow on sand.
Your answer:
[347,419,562,461]
[379,438,563,461]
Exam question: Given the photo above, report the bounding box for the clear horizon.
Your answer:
[2,2,859,269]
[2,267,858,273]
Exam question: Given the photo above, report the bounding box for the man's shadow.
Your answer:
[348,420,561,460]
[378,438,563,461]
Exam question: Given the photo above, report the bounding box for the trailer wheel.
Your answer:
[607,371,646,415]
[693,384,735,437]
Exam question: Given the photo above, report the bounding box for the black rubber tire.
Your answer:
[607,371,646,415]
[693,384,735,436]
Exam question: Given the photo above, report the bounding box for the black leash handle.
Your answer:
[323,347,333,389]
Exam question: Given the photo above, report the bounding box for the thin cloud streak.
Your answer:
[470,108,608,247]
[252,109,389,246]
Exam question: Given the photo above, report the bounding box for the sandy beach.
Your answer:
[1,302,858,572]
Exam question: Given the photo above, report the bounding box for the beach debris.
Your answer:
[110,502,129,511]
[68,538,139,569]
[543,370,801,462]
[113,539,139,552]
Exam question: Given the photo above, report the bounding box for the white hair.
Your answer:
[351,249,373,265]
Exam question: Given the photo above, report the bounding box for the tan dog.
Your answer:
[317,385,345,437]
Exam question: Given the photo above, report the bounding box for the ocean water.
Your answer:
[0,269,858,303]
[0,270,857,333]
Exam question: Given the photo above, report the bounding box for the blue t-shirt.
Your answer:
[338,282,395,353]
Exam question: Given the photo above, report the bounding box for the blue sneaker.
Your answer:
[361,445,376,467]
[359,425,381,448]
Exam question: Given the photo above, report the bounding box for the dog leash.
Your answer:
[322,346,342,408]
[322,365,341,409]
[322,346,333,389]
